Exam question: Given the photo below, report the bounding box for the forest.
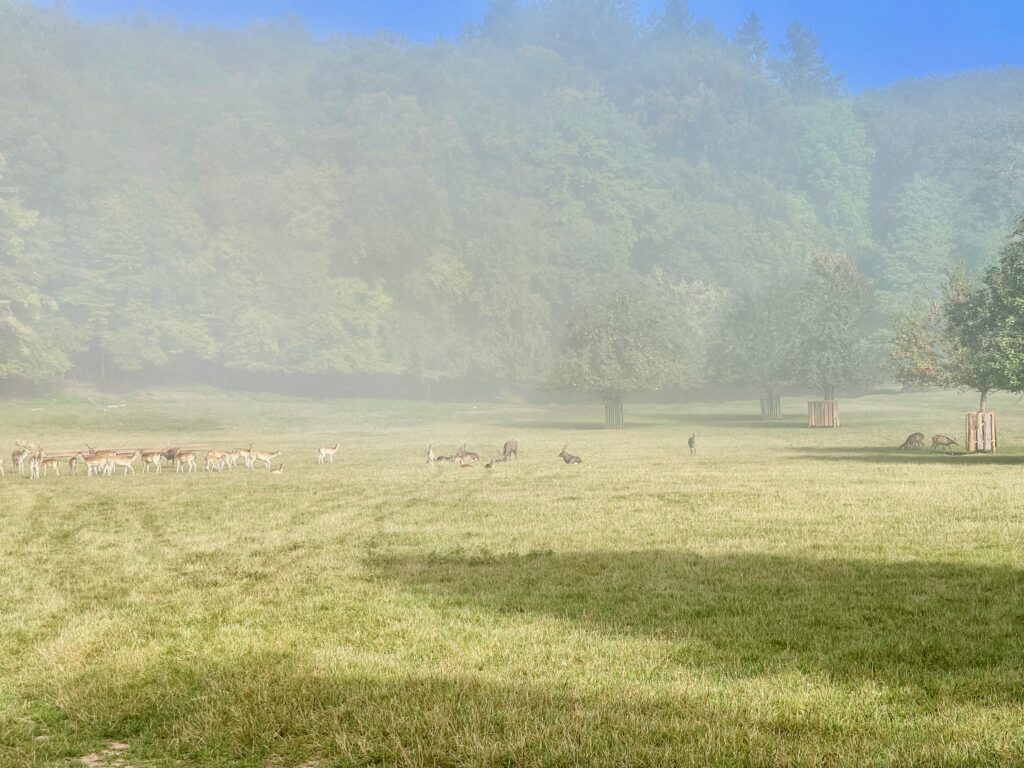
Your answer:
[1,0,1023,398]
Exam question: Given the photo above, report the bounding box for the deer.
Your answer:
[427,444,437,465]
[40,456,60,477]
[13,442,31,476]
[141,450,163,473]
[108,450,140,476]
[251,448,281,469]
[223,449,242,469]
[931,434,958,453]
[205,450,228,472]
[238,446,256,469]
[0,456,4,478]
[175,451,197,473]
[454,443,479,463]
[270,464,284,475]
[688,432,697,455]
[899,432,926,450]
[318,444,339,464]
[502,439,519,461]
[29,448,45,480]
[82,453,108,477]
[559,443,582,465]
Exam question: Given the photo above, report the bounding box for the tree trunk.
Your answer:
[980,390,989,411]
[824,383,835,401]
[604,396,624,429]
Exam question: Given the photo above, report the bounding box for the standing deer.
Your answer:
[141,451,163,473]
[40,456,60,477]
[931,434,958,453]
[13,442,30,476]
[108,451,141,476]
[318,444,339,464]
[899,432,926,450]
[688,432,696,455]
[559,443,582,465]
[427,444,437,465]
[251,448,281,469]
[175,451,197,474]
[502,439,519,461]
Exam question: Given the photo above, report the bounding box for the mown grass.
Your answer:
[1,388,1023,767]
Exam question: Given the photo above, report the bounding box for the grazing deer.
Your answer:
[318,444,339,464]
[688,432,697,455]
[108,451,140,476]
[559,443,582,465]
[251,448,281,469]
[502,439,519,461]
[141,451,163,473]
[270,464,284,475]
[931,434,958,453]
[161,447,179,467]
[899,432,926,450]
[175,451,197,474]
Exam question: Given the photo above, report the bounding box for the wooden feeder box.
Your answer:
[966,411,996,453]
[760,397,782,420]
[807,400,840,428]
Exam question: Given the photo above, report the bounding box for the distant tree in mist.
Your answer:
[553,276,717,428]
[716,278,798,411]
[792,251,873,401]
[772,21,841,98]
[734,12,768,70]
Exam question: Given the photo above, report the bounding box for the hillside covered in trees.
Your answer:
[1,0,1023,395]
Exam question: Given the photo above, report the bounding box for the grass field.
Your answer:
[1,388,1024,767]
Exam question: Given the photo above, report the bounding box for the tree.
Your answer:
[792,251,872,401]
[716,278,798,413]
[772,21,841,98]
[734,12,768,71]
[553,276,716,428]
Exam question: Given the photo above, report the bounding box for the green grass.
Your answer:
[1,388,1024,767]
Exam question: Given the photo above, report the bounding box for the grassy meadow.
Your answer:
[1,388,1024,767]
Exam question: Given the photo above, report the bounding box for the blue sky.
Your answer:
[32,1,1024,90]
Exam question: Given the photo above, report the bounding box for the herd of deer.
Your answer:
[426,439,584,467]
[898,432,959,452]
[3,440,292,479]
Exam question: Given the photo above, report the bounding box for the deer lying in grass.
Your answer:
[318,444,339,464]
[931,434,958,453]
[270,464,284,475]
[559,443,582,465]
[899,432,926,450]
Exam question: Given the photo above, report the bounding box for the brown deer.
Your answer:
[899,432,926,450]
[251,448,281,469]
[175,451,197,474]
[454,443,479,463]
[559,443,582,465]
[270,463,284,475]
[931,434,958,453]
[141,451,163,473]
[502,439,519,461]
[318,444,339,464]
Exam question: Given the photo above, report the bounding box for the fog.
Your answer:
[2,0,1023,405]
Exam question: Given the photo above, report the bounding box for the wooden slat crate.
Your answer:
[760,397,782,420]
[966,411,997,453]
[807,400,840,428]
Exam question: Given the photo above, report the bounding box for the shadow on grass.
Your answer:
[365,550,1024,705]
[789,446,1024,465]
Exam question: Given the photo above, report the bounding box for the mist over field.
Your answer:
[2,0,1023,402]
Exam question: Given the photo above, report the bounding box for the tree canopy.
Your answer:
[0,1,1021,396]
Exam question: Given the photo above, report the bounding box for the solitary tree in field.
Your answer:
[791,251,872,401]
[716,279,798,417]
[892,218,1024,410]
[553,277,716,429]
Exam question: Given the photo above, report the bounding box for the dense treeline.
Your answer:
[0,0,1022,395]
